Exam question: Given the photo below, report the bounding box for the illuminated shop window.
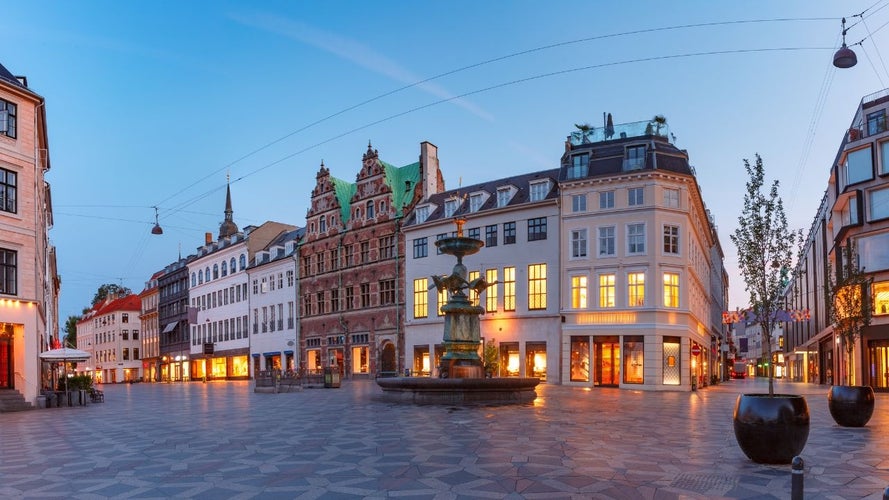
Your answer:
[570,336,590,382]
[623,336,644,384]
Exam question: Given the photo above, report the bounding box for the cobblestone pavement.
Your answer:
[1,377,889,499]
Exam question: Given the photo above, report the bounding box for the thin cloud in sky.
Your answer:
[229,11,495,122]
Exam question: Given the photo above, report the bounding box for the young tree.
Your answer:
[730,154,799,396]
[828,242,874,386]
[63,315,80,348]
[91,283,132,306]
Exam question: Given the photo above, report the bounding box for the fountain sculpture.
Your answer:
[376,218,540,404]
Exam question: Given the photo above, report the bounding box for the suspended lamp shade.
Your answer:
[151,223,164,235]
[833,44,857,69]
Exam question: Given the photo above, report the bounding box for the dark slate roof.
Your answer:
[405,168,560,226]
[249,227,305,268]
[560,134,694,180]
[0,62,26,89]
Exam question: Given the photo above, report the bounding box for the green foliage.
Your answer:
[63,315,80,348]
[58,374,93,391]
[729,154,800,396]
[483,339,499,375]
[827,242,874,386]
[91,283,132,306]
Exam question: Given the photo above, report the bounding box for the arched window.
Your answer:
[204,267,210,282]
[356,207,361,220]
[367,200,375,219]
[230,258,236,273]
[198,271,204,285]
[320,217,327,232]
[379,200,386,214]
[213,264,219,279]
[240,254,247,270]
[221,261,228,277]
[191,273,197,287]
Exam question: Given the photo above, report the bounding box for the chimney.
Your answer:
[205,232,213,245]
[420,141,442,200]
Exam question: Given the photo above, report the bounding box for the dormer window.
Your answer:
[469,193,485,213]
[444,198,459,217]
[529,180,551,202]
[415,205,430,224]
[568,154,589,179]
[497,187,514,207]
[624,145,646,170]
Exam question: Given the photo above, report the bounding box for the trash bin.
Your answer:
[323,367,341,388]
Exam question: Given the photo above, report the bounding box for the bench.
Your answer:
[89,389,104,403]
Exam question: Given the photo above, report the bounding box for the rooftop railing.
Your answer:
[568,119,670,146]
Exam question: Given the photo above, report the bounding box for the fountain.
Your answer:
[376,218,540,404]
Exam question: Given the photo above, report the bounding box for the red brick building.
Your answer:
[299,142,444,379]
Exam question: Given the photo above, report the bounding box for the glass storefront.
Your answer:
[594,336,620,386]
[622,336,644,384]
[868,339,889,390]
[212,357,227,378]
[570,336,590,382]
[351,346,368,375]
[307,349,321,372]
[663,337,680,385]
[413,345,429,376]
[526,342,547,380]
[499,342,520,377]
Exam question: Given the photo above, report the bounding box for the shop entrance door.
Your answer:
[594,337,620,387]
[0,331,11,389]
[867,340,889,391]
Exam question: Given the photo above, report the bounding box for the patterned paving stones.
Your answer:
[1,378,889,499]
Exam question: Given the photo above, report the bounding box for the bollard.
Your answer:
[791,456,804,500]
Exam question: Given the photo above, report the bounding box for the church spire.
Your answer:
[218,174,239,239]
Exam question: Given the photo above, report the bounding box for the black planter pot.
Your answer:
[828,385,875,427]
[733,393,810,464]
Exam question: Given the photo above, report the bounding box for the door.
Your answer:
[594,337,620,387]
[0,330,11,389]
[867,340,889,391]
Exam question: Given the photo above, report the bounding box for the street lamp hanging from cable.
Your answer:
[833,17,857,69]
[151,206,163,235]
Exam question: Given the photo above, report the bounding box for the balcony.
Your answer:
[569,119,670,146]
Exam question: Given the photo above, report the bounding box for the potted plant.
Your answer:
[652,114,667,135]
[826,242,875,427]
[730,154,809,464]
[483,339,499,378]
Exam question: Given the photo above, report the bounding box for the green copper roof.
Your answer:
[382,160,421,217]
[331,177,356,224]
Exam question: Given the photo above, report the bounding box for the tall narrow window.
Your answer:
[485,225,498,247]
[0,248,17,295]
[503,222,516,244]
[503,267,516,311]
[437,288,447,316]
[599,274,616,308]
[598,226,616,256]
[528,264,547,310]
[413,278,428,318]
[360,283,371,308]
[379,235,395,259]
[366,200,375,219]
[599,191,614,209]
[413,237,428,258]
[2,169,20,213]
[0,99,16,139]
[664,272,680,308]
[571,276,588,309]
[664,188,680,208]
[485,269,498,312]
[379,279,395,305]
[663,225,680,255]
[627,223,645,254]
[628,272,645,307]
[571,229,587,258]
[468,271,480,306]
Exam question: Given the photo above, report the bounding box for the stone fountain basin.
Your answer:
[434,237,484,255]
[376,377,540,405]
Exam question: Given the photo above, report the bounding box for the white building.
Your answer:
[403,169,562,381]
[247,227,303,375]
[558,117,726,390]
[77,294,143,383]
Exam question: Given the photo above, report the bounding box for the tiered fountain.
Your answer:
[376,218,540,404]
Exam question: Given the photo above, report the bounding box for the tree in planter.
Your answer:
[829,242,874,385]
[730,154,800,397]
[730,154,808,464]
[483,339,499,377]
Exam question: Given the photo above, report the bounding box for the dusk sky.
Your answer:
[3,1,888,329]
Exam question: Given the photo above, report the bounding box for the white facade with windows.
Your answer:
[403,169,561,381]
[76,295,143,383]
[559,118,725,391]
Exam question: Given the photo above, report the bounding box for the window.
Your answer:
[360,283,371,308]
[133,348,140,360]
[317,253,325,274]
[366,200,375,219]
[319,216,327,232]
[437,288,447,316]
[413,237,428,258]
[123,348,129,361]
[331,288,340,313]
[503,222,516,244]
[191,273,196,287]
[361,242,370,263]
[435,233,447,254]
[628,272,645,307]
[598,226,616,256]
[568,154,589,179]
[414,205,430,223]
[0,99,16,139]
[529,180,550,202]
[663,225,680,254]
[380,279,395,305]
[527,217,547,241]
[346,286,355,310]
[485,225,497,247]
[133,329,139,340]
[571,194,587,212]
[599,274,616,308]
[664,272,680,308]
[571,276,588,309]
[344,245,354,266]
[868,186,889,221]
[468,271,480,306]
[664,188,679,208]
[528,264,547,310]
[503,267,516,311]
[287,270,294,286]
[122,313,129,323]
[599,191,614,209]
[122,330,129,340]
[845,146,873,187]
[881,141,889,175]
[497,187,512,207]
[571,229,587,258]
[221,261,228,277]
[485,269,498,312]
[444,198,458,217]
[874,281,889,315]
[625,145,645,170]
[627,223,645,254]
[623,337,644,384]
[240,254,246,271]
[0,167,16,214]
[379,235,395,260]
[413,278,428,318]
[230,258,237,273]
[467,227,480,240]
[628,187,644,206]
[3,249,21,293]
[469,193,484,212]
[316,292,325,315]
[867,110,886,136]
